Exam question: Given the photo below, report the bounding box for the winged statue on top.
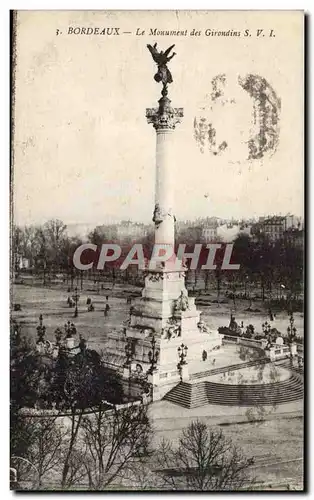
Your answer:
[147,43,176,86]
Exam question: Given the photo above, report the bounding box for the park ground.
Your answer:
[11,282,304,349]
[11,282,304,490]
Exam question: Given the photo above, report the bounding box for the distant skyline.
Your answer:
[13,11,303,227]
[14,211,304,230]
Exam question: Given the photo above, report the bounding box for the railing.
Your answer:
[222,335,265,349]
[20,398,143,418]
[159,369,179,380]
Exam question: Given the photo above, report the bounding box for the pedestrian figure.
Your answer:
[68,297,74,308]
[79,334,87,353]
[104,303,110,316]
[86,297,91,305]
[106,295,109,301]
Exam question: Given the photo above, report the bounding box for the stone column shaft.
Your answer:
[146,99,183,252]
[155,129,174,246]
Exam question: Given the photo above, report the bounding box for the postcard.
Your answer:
[11,10,304,491]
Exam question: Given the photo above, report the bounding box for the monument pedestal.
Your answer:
[105,263,221,401]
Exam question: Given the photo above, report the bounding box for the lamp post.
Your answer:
[262,321,271,336]
[64,321,77,338]
[262,321,272,347]
[177,343,188,381]
[73,287,79,318]
[147,336,159,375]
[287,311,297,367]
[36,314,46,344]
[54,328,63,346]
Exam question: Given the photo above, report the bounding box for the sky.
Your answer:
[12,10,304,226]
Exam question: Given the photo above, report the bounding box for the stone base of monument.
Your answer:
[104,262,222,402]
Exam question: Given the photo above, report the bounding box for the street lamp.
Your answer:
[64,321,77,338]
[36,314,46,344]
[54,328,63,346]
[262,321,271,336]
[147,336,159,375]
[287,311,297,367]
[262,321,272,346]
[287,312,297,342]
[177,343,188,381]
[73,287,79,318]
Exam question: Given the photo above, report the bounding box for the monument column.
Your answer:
[104,44,222,402]
[147,89,183,252]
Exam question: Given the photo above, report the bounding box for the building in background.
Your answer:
[262,216,287,241]
[251,214,304,243]
[202,218,218,242]
[116,220,149,240]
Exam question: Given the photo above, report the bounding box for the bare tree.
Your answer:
[60,445,88,489]
[12,226,23,273]
[27,416,66,486]
[57,358,95,488]
[52,346,123,489]
[155,420,254,491]
[42,219,67,274]
[216,270,221,304]
[60,411,85,488]
[81,403,152,490]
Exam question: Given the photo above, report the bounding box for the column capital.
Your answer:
[146,98,183,130]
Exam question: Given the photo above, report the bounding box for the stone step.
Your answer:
[190,358,269,380]
[163,382,192,408]
[192,392,303,405]
[163,372,303,409]
[203,383,302,395]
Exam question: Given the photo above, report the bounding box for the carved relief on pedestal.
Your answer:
[147,272,164,282]
[174,290,190,312]
[161,317,182,340]
[197,319,210,334]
